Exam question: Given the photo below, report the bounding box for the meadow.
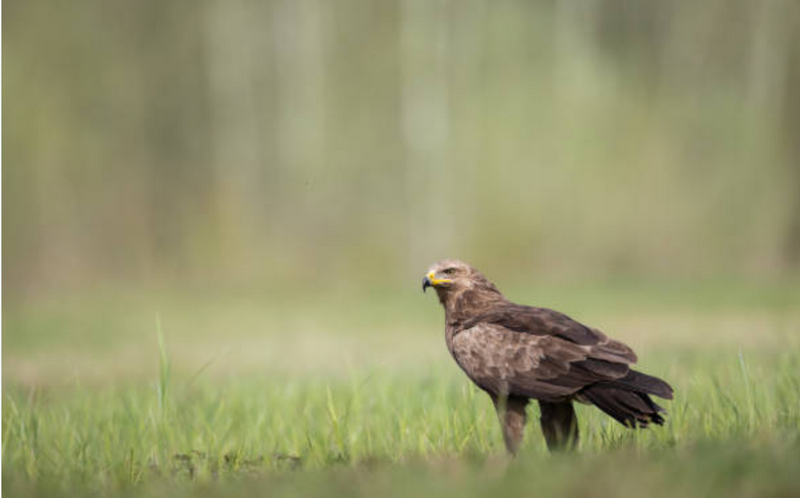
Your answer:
[5,1,800,497]
[3,280,799,498]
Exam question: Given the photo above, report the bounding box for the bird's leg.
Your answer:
[491,393,529,455]
[538,400,579,451]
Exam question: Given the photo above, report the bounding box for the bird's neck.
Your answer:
[440,286,506,325]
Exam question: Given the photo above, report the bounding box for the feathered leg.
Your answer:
[490,394,529,455]
[539,400,579,451]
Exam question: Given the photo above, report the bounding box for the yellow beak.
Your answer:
[422,271,452,292]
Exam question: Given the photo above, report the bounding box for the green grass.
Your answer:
[3,284,800,497]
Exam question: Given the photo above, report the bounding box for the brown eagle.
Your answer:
[422,259,673,453]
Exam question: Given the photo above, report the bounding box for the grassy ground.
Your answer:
[3,281,800,497]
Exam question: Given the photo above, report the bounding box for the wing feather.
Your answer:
[451,307,639,401]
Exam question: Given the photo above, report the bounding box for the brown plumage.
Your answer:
[422,259,673,454]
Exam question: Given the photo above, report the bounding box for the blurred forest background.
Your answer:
[4,0,800,301]
[4,6,800,496]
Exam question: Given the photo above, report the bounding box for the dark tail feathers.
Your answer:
[581,370,673,428]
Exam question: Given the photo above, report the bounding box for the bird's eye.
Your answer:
[442,268,456,275]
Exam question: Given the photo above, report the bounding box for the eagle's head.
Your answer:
[422,259,501,301]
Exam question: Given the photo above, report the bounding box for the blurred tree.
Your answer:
[3,0,800,297]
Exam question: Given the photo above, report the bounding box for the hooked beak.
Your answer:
[422,271,451,292]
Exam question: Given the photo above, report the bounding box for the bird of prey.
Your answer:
[422,259,673,453]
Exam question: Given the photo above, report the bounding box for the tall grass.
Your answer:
[156,314,170,417]
[3,283,798,497]
[3,347,799,497]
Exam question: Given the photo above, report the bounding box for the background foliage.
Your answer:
[5,0,800,297]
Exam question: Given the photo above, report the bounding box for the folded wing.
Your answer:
[450,305,671,405]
